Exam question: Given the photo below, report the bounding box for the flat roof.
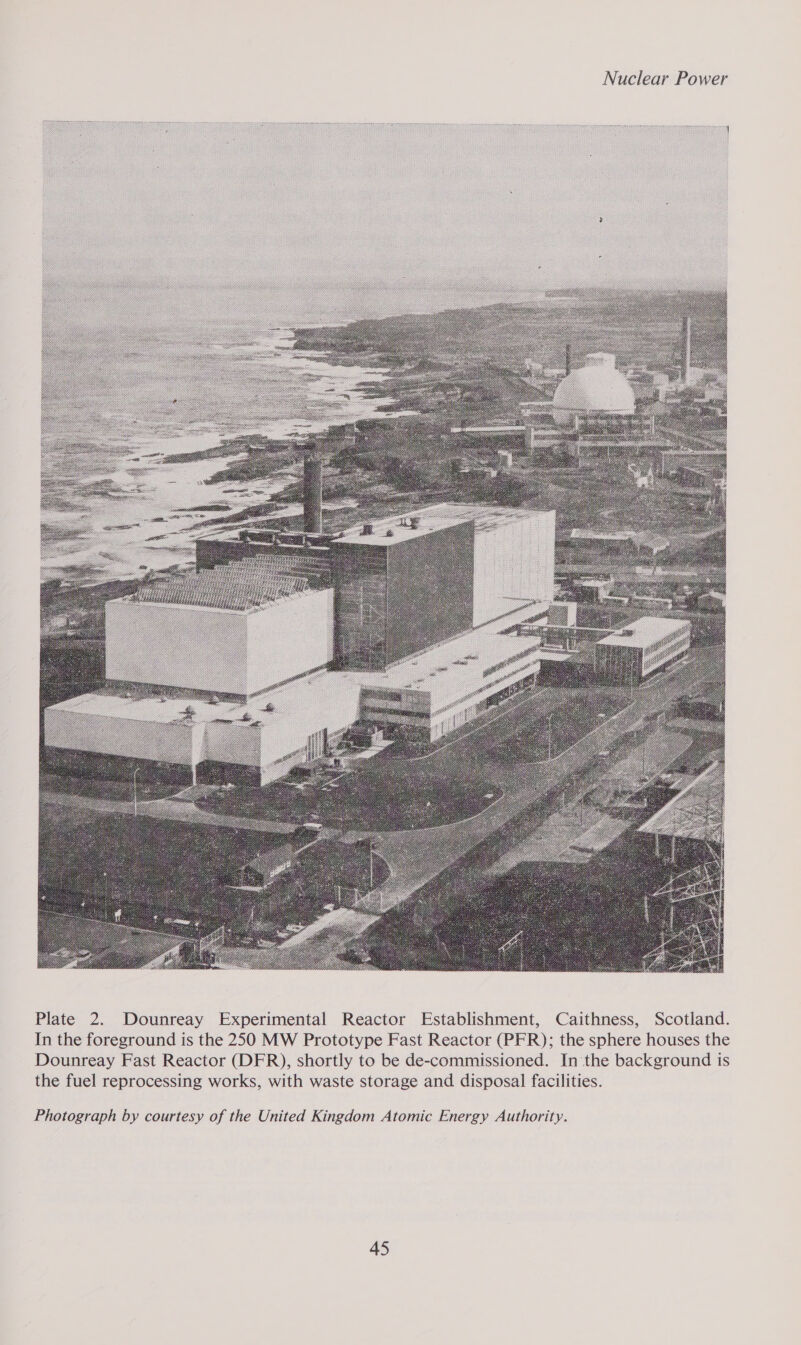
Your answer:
[598,616,690,649]
[571,529,632,543]
[570,528,669,549]
[49,689,246,724]
[357,604,545,701]
[333,502,553,548]
[51,668,360,728]
[38,911,184,969]
[420,503,554,533]
[252,669,360,721]
[638,761,724,843]
[660,448,727,457]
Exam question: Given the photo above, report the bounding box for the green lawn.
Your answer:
[38,804,389,940]
[199,758,501,832]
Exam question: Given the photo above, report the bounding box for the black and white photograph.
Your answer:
[39,122,727,973]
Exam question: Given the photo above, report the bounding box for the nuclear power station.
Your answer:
[44,452,558,783]
[40,294,724,976]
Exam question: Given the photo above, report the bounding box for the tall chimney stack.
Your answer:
[681,316,692,384]
[303,443,323,534]
[565,341,572,375]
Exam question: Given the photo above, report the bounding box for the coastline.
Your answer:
[42,290,726,602]
[41,326,406,589]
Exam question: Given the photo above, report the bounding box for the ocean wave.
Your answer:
[41,321,408,583]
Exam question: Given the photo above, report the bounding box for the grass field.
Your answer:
[198,758,501,832]
[198,686,631,832]
[498,690,626,763]
[369,829,711,973]
[39,808,273,926]
[39,771,177,803]
[38,805,389,941]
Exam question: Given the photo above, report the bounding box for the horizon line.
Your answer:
[44,279,728,294]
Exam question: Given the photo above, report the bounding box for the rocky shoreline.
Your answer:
[42,293,726,613]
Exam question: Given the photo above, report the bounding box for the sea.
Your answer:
[42,281,538,586]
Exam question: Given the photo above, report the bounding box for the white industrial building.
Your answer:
[45,671,362,787]
[358,608,545,743]
[594,617,691,685]
[105,562,334,699]
[552,353,636,427]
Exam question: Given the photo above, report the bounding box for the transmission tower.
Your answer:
[642,848,723,972]
[641,761,724,972]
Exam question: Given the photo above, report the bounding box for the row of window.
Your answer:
[364,646,537,710]
[643,627,690,657]
[362,657,541,727]
[641,633,691,673]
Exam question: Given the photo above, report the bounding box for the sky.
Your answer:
[44,123,727,292]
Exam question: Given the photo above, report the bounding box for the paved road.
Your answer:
[261,643,724,968]
[363,645,722,906]
[40,789,325,837]
[487,726,691,873]
[218,908,377,970]
[42,641,723,972]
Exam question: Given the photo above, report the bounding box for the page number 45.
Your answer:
[369,1241,390,1257]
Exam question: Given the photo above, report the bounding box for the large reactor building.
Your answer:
[551,351,636,426]
[45,488,556,785]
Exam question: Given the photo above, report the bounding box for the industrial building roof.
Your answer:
[38,912,184,969]
[421,503,553,532]
[242,846,294,879]
[221,545,333,583]
[638,761,724,844]
[50,689,247,724]
[571,528,633,543]
[333,503,552,548]
[570,528,670,552]
[52,670,360,730]
[659,448,727,459]
[357,603,546,706]
[597,616,690,649]
[129,559,312,611]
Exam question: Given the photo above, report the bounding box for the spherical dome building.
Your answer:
[552,352,635,426]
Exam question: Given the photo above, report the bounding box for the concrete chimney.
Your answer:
[565,342,572,375]
[681,317,692,384]
[303,444,323,533]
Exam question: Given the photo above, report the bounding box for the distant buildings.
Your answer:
[568,529,670,559]
[697,590,726,612]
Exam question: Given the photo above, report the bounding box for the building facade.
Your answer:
[106,565,334,699]
[357,613,545,743]
[332,518,475,670]
[331,504,555,671]
[594,617,691,685]
[44,502,557,780]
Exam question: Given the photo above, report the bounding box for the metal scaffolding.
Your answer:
[642,847,723,972]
